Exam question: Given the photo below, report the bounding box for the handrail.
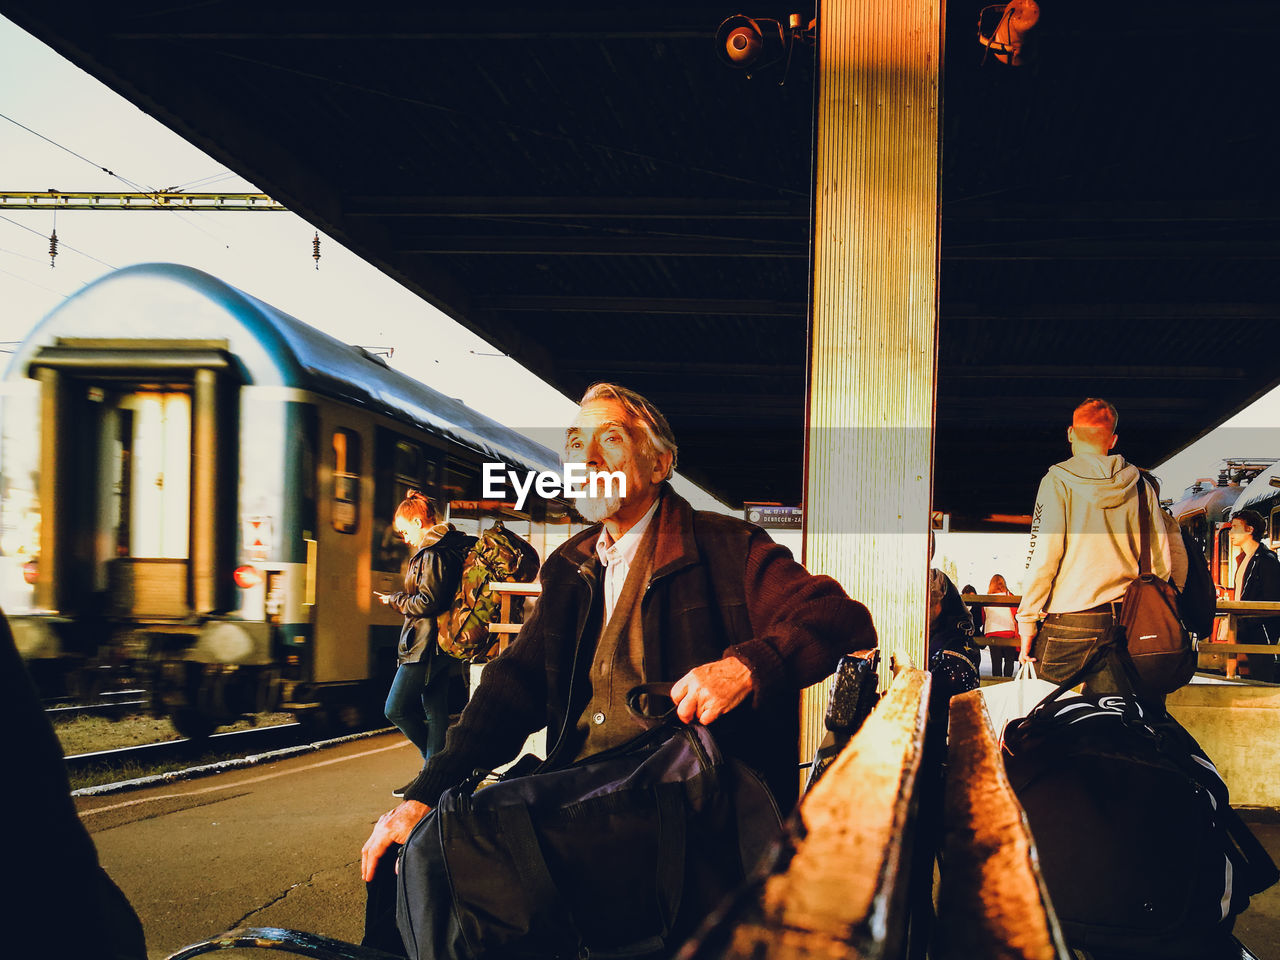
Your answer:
[483,581,541,657]
[488,582,541,596]
[962,594,1280,616]
[489,586,1280,615]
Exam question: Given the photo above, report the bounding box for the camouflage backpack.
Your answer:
[436,521,540,662]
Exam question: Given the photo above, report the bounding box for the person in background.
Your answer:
[377,490,472,796]
[928,537,980,707]
[962,583,983,631]
[983,574,1019,678]
[1015,398,1186,691]
[1229,508,1280,683]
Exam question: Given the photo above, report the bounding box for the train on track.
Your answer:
[2,263,577,736]
[1166,458,1280,593]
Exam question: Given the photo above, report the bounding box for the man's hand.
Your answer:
[1017,624,1038,664]
[671,656,753,725]
[360,800,430,882]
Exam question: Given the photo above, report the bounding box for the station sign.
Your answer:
[744,503,803,529]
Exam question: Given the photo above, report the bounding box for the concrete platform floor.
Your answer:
[1234,813,1280,958]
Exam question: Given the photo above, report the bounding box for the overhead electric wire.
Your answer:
[0,264,73,299]
[168,170,241,191]
[0,213,117,270]
[0,244,48,265]
[0,110,236,246]
[0,109,134,183]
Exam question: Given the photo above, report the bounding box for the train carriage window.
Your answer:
[373,432,441,571]
[332,429,361,534]
[1186,516,1207,556]
[1272,508,1280,549]
[444,458,483,537]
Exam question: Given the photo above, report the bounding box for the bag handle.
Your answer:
[626,682,678,726]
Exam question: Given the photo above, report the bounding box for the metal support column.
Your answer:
[802,0,943,756]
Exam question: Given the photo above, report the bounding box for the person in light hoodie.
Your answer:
[1016,398,1186,691]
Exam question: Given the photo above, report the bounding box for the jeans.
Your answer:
[385,656,450,760]
[1032,611,1121,696]
[985,633,1018,678]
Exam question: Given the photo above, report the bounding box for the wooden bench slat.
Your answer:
[937,691,1069,960]
[719,668,932,959]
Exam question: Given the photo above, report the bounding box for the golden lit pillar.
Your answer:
[801,0,943,756]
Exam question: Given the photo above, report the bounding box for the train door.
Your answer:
[28,346,239,630]
[310,413,372,686]
[102,390,192,618]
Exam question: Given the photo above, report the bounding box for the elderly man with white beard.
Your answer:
[359,383,876,946]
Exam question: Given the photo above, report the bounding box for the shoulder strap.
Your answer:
[1135,474,1153,577]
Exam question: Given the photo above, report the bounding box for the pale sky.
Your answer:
[0,16,734,511]
[2,15,1276,518]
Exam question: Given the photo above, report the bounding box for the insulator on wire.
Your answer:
[312,232,321,270]
[48,229,58,269]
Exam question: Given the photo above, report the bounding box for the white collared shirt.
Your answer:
[594,496,661,622]
[1235,542,1258,599]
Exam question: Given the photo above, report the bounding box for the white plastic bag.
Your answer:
[979,661,1060,744]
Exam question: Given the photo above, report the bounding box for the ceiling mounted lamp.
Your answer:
[715,13,817,83]
[977,0,1040,65]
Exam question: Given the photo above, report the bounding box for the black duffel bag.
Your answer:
[395,690,782,960]
[1003,641,1278,959]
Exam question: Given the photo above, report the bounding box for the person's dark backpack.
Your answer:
[436,521,539,662]
[1121,477,1196,695]
[1003,645,1279,959]
[1176,522,1218,639]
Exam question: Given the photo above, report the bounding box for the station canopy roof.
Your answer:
[5,0,1278,525]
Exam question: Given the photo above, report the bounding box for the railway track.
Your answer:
[65,719,396,783]
[46,692,149,720]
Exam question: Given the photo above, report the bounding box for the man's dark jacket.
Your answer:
[1239,542,1280,647]
[402,486,876,812]
[387,525,472,666]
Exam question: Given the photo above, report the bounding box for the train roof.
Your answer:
[1233,462,1280,520]
[1169,483,1247,525]
[7,263,563,477]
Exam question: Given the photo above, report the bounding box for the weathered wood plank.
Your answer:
[936,691,1069,960]
[718,668,932,960]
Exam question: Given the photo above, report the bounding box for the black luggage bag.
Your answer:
[1002,642,1278,959]
[395,711,781,960]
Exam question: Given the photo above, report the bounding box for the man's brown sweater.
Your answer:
[403,486,876,813]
